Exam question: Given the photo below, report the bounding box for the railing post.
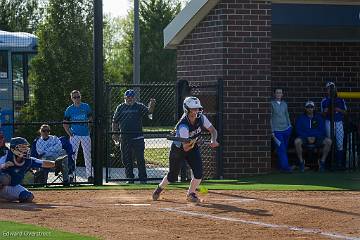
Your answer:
[93,0,104,185]
[216,79,224,179]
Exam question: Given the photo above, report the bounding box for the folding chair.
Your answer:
[30,137,75,186]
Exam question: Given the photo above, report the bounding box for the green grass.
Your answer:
[0,221,97,240]
[29,171,360,191]
[144,147,169,165]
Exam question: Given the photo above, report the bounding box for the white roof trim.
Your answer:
[164,0,359,49]
[164,0,220,49]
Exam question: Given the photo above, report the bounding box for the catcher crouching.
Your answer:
[0,137,65,203]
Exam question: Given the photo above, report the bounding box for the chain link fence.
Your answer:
[105,81,223,183]
[327,85,360,170]
[0,121,94,186]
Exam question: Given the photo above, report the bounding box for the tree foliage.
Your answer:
[103,15,133,84]
[20,0,93,125]
[0,0,44,33]
[105,0,181,84]
[139,0,181,83]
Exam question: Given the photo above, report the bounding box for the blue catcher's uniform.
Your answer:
[166,114,212,183]
[0,151,43,202]
[3,151,43,186]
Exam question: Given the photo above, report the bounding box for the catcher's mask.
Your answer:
[183,97,203,118]
[10,137,30,163]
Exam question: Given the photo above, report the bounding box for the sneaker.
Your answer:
[152,186,163,201]
[187,192,200,203]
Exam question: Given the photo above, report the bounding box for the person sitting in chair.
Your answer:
[294,101,332,172]
[31,124,70,186]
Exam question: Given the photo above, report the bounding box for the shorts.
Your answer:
[301,137,325,147]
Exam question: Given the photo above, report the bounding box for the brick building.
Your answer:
[164,0,360,178]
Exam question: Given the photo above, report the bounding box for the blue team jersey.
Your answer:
[112,102,149,139]
[2,151,43,186]
[320,97,347,122]
[64,103,92,136]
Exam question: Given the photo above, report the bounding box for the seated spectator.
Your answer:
[30,124,70,185]
[294,101,332,172]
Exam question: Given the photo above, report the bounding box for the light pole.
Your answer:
[133,0,140,86]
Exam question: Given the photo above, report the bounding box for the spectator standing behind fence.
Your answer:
[112,89,156,184]
[270,89,293,173]
[63,90,93,183]
[31,124,69,186]
[321,82,347,169]
[294,101,332,172]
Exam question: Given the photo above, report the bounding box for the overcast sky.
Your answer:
[103,0,131,18]
[103,0,188,18]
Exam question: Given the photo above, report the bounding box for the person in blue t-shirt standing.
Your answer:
[63,90,93,182]
[320,82,347,169]
[112,89,156,184]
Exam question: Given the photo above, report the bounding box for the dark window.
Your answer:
[0,51,8,79]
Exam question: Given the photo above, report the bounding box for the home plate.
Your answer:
[115,203,151,206]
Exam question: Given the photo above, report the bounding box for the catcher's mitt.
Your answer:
[54,155,66,176]
[0,172,11,188]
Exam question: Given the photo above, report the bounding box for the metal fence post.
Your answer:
[177,80,191,182]
[329,84,336,170]
[216,79,224,179]
[93,0,104,185]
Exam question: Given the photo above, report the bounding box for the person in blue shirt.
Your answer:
[0,137,61,202]
[63,90,93,182]
[152,97,219,203]
[294,101,332,172]
[112,89,156,184]
[320,82,347,169]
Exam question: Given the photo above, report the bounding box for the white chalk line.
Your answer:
[209,198,255,202]
[115,203,151,206]
[161,208,360,240]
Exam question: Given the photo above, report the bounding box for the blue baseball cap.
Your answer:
[124,89,135,97]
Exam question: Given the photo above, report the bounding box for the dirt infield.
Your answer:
[0,190,360,240]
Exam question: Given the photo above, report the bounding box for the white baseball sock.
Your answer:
[188,178,202,194]
[159,176,169,189]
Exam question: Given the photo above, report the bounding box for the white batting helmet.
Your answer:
[183,97,203,117]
